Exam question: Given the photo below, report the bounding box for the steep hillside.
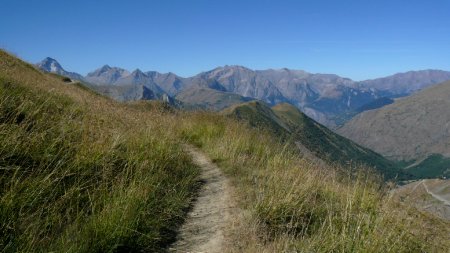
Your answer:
[223,101,290,137]
[224,101,407,180]
[338,80,450,178]
[333,97,395,126]
[1,50,449,252]
[176,87,254,111]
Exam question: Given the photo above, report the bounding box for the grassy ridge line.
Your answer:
[272,103,407,180]
[224,101,408,180]
[0,50,200,252]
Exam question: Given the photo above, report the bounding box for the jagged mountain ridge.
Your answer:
[36,58,450,127]
[360,70,450,96]
[113,69,165,97]
[85,66,188,96]
[85,65,130,85]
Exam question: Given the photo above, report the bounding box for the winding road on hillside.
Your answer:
[421,181,450,206]
[169,145,236,253]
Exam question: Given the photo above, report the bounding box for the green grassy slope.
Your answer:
[273,103,409,180]
[225,101,409,180]
[222,101,290,137]
[0,50,448,252]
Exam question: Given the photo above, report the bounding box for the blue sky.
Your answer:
[1,0,449,80]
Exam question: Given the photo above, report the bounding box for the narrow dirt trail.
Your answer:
[169,145,236,253]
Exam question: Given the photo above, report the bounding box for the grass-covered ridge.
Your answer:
[224,101,409,180]
[0,50,449,252]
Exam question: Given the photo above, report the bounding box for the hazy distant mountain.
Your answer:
[36,57,84,81]
[338,80,450,178]
[190,66,285,104]
[91,84,159,102]
[189,66,381,127]
[360,70,450,97]
[85,65,130,85]
[145,71,189,96]
[79,64,170,101]
[36,58,450,128]
[188,67,450,127]
[85,65,189,98]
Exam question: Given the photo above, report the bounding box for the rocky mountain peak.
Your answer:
[36,57,84,81]
[131,69,146,77]
[37,57,64,73]
[99,64,111,72]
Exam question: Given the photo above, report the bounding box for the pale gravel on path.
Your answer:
[169,145,236,253]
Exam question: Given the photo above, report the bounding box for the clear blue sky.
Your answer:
[1,0,450,80]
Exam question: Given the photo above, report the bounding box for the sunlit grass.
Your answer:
[0,51,199,252]
[0,50,448,252]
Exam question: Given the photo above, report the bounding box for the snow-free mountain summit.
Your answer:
[37,58,450,127]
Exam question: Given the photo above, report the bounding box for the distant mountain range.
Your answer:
[360,70,450,96]
[36,57,450,127]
